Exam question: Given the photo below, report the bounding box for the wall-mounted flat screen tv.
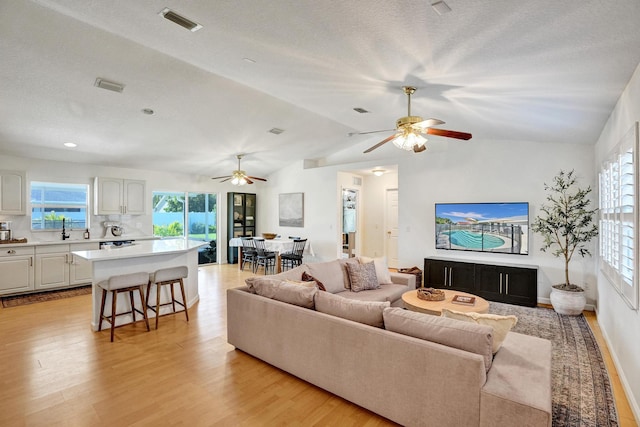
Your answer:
[435,202,529,255]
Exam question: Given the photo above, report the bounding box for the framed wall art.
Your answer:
[279,192,304,227]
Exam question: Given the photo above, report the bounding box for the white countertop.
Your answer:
[72,238,207,261]
[0,235,159,248]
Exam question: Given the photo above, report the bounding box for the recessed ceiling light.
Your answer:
[64,142,77,148]
[141,108,155,115]
[159,8,203,32]
[268,128,284,135]
[94,78,125,93]
[431,1,452,15]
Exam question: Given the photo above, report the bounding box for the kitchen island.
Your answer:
[73,238,207,331]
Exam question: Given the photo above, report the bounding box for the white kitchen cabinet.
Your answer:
[35,243,100,290]
[0,247,34,295]
[69,242,98,285]
[0,170,26,215]
[35,245,70,290]
[94,177,146,215]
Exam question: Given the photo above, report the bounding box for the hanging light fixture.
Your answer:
[372,169,386,176]
[390,128,427,151]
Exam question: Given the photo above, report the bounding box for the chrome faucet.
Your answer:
[61,218,70,240]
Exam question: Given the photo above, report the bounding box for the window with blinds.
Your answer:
[599,122,638,310]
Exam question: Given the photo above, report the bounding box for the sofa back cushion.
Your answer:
[307,260,349,294]
[315,291,389,328]
[383,307,494,372]
[245,277,317,309]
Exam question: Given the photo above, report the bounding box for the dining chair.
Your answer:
[240,237,257,271]
[280,238,307,271]
[253,238,277,274]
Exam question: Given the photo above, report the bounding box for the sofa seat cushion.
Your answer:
[335,284,409,304]
[315,291,389,327]
[383,307,494,372]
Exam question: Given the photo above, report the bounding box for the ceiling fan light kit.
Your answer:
[212,154,267,185]
[363,86,472,154]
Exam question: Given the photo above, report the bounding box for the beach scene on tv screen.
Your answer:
[435,203,529,255]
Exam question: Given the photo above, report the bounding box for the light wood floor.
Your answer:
[0,264,636,426]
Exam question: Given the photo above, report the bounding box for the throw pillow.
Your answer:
[441,308,518,354]
[301,271,327,291]
[359,256,393,285]
[245,277,317,309]
[315,291,389,328]
[383,307,494,372]
[338,257,360,289]
[345,261,379,292]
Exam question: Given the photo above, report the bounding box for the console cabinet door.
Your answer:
[476,264,537,307]
[424,259,475,293]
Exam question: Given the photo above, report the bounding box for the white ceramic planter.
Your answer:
[550,285,586,315]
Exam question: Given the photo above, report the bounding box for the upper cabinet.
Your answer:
[94,177,146,215]
[0,170,26,215]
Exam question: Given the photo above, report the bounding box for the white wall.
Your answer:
[593,62,640,420]
[362,171,398,259]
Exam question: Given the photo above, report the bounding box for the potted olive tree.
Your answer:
[531,170,598,315]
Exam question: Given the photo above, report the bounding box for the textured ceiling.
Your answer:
[1,1,640,178]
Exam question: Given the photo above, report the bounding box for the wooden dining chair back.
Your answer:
[281,239,307,271]
[240,237,257,271]
[253,238,277,274]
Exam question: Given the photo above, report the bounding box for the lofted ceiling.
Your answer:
[1,1,640,179]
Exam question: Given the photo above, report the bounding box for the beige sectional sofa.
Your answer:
[227,258,552,427]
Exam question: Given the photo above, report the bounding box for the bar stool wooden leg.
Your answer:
[110,289,118,342]
[98,288,107,332]
[155,282,161,330]
[179,278,189,322]
[138,285,150,332]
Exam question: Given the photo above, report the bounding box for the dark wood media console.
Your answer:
[424,257,538,307]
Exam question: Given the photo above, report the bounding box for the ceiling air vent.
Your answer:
[159,8,203,32]
[94,78,125,93]
[268,128,285,135]
[353,107,369,114]
[353,177,362,186]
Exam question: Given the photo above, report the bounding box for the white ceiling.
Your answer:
[2,1,640,179]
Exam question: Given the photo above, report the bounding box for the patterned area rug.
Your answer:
[1,285,91,308]
[489,302,618,427]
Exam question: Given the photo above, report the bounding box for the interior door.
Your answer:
[385,189,399,268]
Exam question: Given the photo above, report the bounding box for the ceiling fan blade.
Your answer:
[244,177,254,184]
[247,176,267,182]
[348,129,395,137]
[211,175,232,180]
[426,128,472,140]
[364,133,399,153]
[412,118,446,130]
[219,177,233,183]
[413,144,427,153]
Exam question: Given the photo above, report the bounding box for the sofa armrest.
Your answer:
[390,272,416,289]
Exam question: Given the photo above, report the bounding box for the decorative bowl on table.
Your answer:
[262,233,277,240]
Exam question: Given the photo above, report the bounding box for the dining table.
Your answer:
[228,237,314,273]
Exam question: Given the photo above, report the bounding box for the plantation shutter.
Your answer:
[599,122,638,309]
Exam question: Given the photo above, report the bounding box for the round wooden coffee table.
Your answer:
[402,289,489,316]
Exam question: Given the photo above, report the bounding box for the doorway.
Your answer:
[385,188,399,268]
[342,188,358,258]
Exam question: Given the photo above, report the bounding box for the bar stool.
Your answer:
[97,271,151,342]
[146,266,189,329]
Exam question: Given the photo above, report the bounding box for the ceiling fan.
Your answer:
[359,86,472,154]
[211,154,267,185]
